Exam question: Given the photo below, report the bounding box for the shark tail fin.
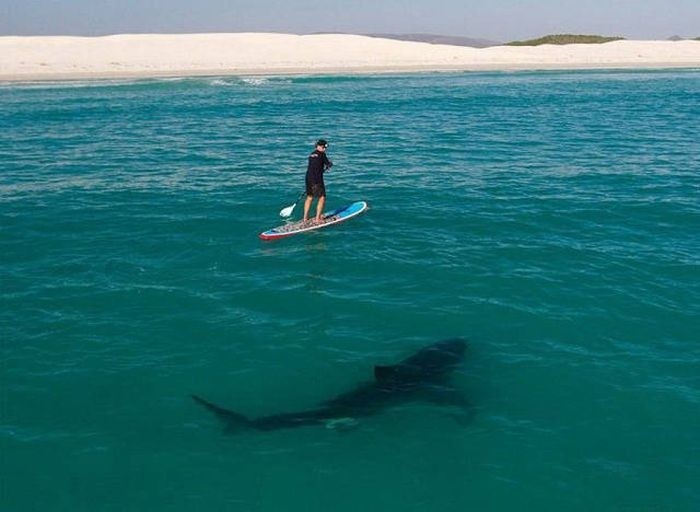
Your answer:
[191,395,253,432]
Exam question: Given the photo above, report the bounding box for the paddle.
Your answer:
[279,191,306,218]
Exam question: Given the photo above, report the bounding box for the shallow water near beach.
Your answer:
[1,70,699,511]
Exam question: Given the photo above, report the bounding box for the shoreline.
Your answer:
[1,33,699,82]
[2,62,700,83]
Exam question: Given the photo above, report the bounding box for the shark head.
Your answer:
[374,338,467,387]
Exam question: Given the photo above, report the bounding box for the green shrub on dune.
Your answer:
[506,34,625,46]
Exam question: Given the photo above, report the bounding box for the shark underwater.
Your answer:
[192,338,470,432]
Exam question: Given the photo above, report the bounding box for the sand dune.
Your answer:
[1,33,699,80]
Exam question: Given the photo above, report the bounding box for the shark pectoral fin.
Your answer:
[448,410,475,426]
[424,388,475,426]
[374,365,397,381]
[424,388,472,410]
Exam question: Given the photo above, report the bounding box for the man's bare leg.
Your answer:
[315,196,326,222]
[303,195,313,222]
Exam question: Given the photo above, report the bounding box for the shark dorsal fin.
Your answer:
[374,365,397,381]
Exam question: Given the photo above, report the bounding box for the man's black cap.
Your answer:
[316,139,328,147]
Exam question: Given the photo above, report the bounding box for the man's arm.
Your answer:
[323,153,333,171]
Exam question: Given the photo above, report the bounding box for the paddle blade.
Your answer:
[279,203,296,218]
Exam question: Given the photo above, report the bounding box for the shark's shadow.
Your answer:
[193,338,471,433]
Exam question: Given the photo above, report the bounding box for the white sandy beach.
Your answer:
[1,33,699,81]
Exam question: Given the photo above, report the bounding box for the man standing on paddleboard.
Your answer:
[303,139,333,223]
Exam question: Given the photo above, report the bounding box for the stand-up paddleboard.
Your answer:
[259,201,368,241]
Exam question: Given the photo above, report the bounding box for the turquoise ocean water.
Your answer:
[1,70,699,511]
